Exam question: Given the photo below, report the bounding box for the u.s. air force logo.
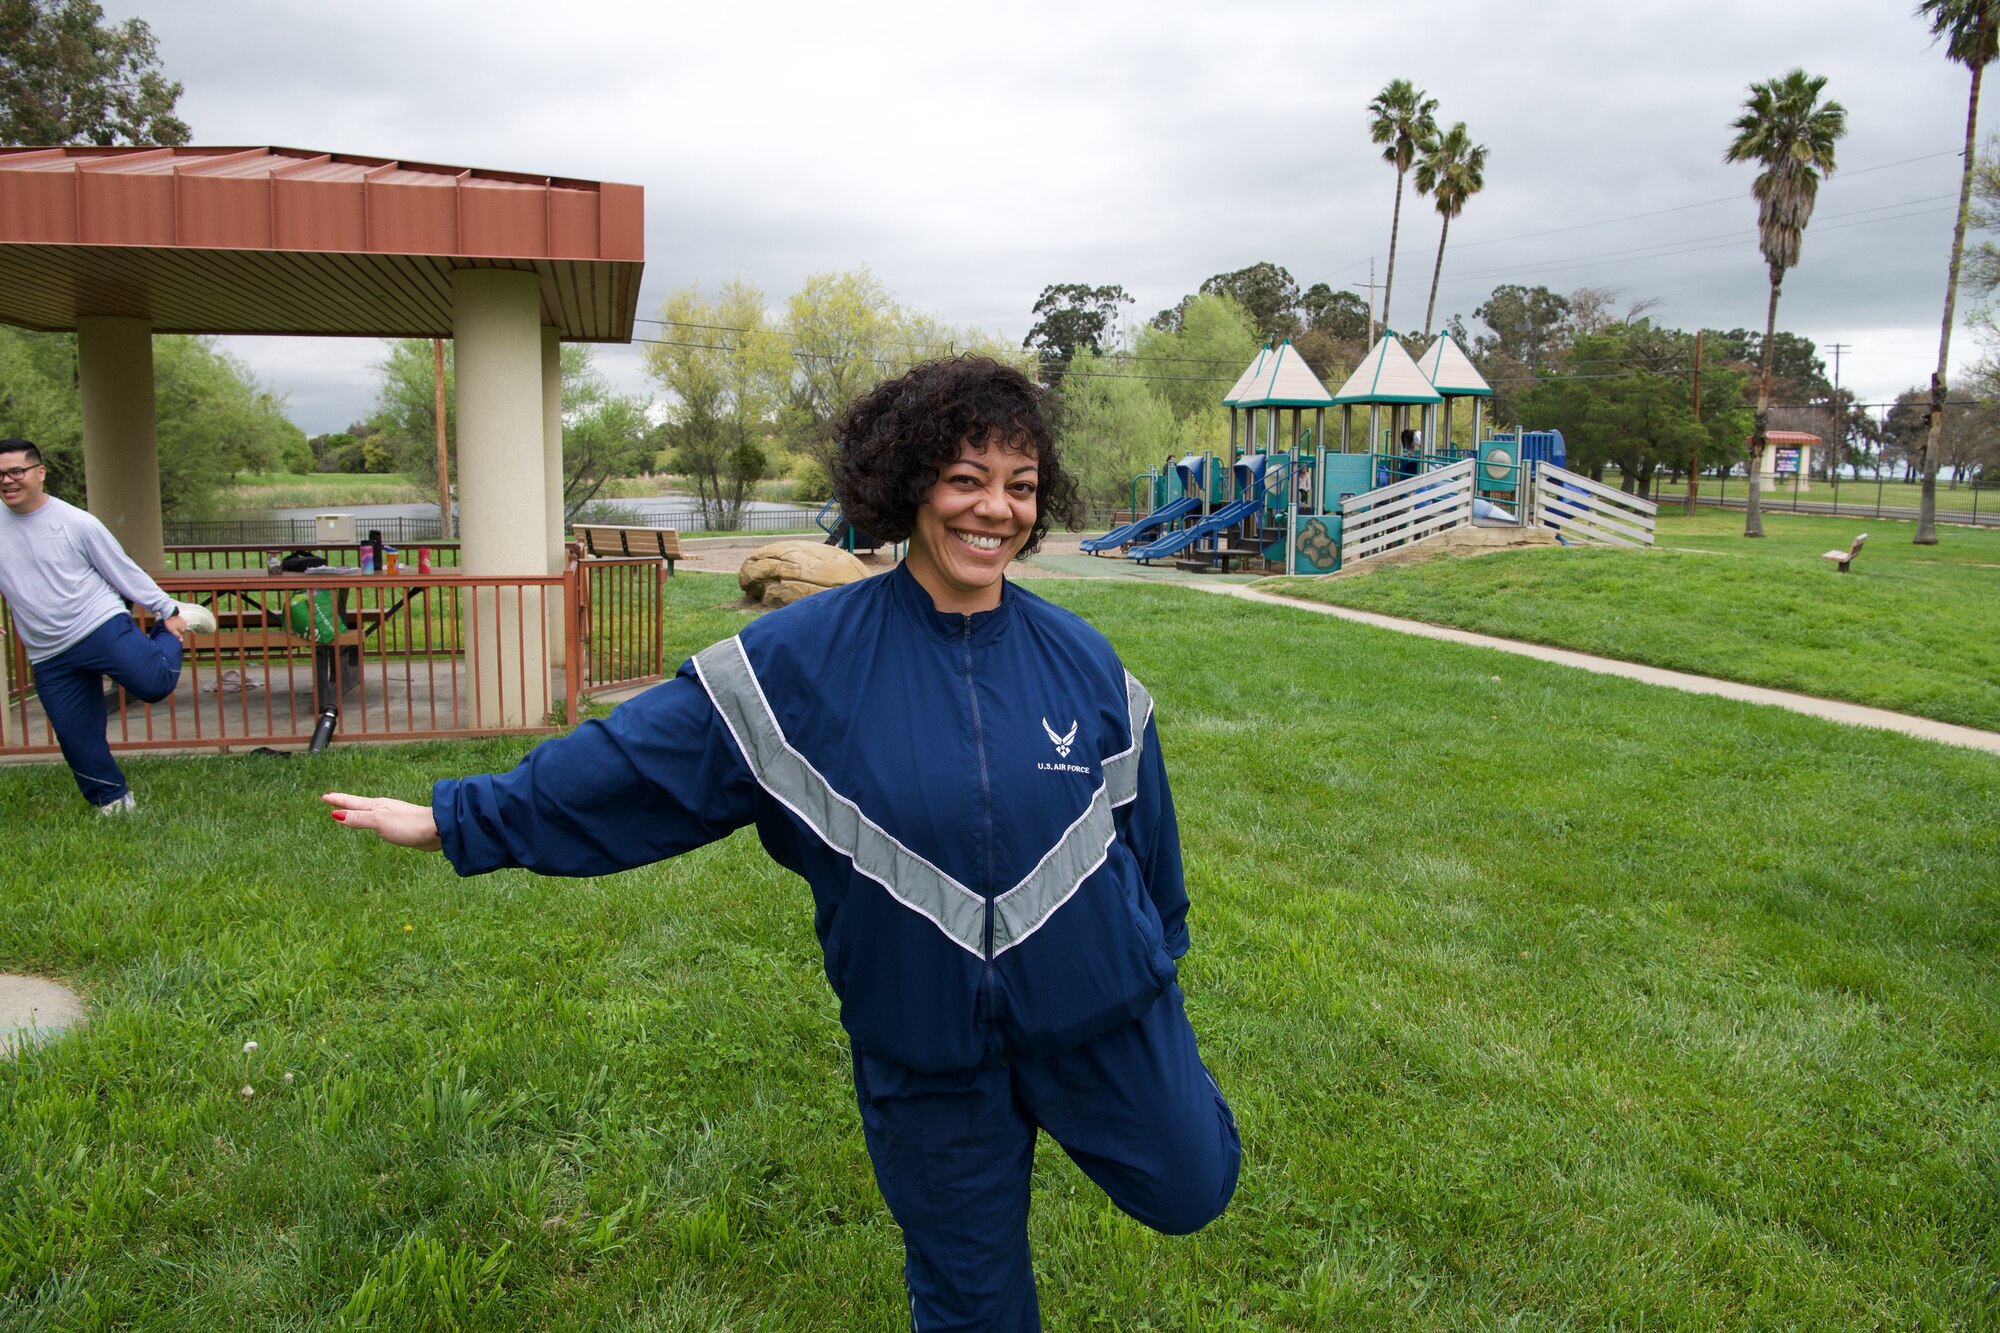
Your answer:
[1039,718,1091,775]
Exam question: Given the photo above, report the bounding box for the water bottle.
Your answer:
[359,543,373,573]
[309,707,338,752]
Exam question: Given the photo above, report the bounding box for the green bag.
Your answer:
[286,590,340,645]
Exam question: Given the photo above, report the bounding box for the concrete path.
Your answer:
[0,973,85,1058]
[1188,583,2000,757]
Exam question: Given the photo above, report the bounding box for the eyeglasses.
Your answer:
[0,466,42,482]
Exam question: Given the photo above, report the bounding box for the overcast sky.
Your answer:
[136,0,1979,433]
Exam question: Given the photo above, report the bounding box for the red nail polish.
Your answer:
[331,810,346,822]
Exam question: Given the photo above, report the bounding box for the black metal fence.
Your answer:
[1647,472,1997,527]
[163,517,451,547]
[166,506,823,547]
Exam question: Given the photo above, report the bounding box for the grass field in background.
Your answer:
[1264,510,2000,732]
[1644,474,1994,515]
[222,472,430,508]
[2,575,1995,1328]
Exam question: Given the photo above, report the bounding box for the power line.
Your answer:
[1305,149,1963,293]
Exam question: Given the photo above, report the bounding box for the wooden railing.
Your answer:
[1532,464,1658,548]
[574,556,671,694]
[1,560,587,755]
[1339,458,1476,565]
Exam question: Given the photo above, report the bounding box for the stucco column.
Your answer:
[453,269,551,727]
[542,327,567,670]
[76,316,164,572]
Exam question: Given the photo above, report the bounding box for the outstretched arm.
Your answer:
[323,667,757,878]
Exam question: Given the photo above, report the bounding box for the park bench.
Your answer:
[572,524,693,576]
[1820,532,1867,573]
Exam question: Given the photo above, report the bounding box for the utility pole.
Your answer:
[1827,342,1850,482]
[1687,329,1704,516]
[1363,261,1383,345]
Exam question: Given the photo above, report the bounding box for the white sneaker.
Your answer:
[97,792,136,816]
[177,603,218,635]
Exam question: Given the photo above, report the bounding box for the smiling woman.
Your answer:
[325,356,1233,1330]
[831,356,1082,606]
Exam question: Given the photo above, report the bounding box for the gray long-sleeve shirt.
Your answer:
[0,496,174,662]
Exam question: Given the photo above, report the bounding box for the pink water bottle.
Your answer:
[358,543,374,573]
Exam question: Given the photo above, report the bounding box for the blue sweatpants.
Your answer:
[852,985,1239,1331]
[33,613,182,807]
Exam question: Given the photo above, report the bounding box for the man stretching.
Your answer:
[0,438,214,812]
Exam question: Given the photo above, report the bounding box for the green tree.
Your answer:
[1914,0,1999,542]
[0,324,82,494]
[1024,283,1132,382]
[1518,326,1719,496]
[1472,284,1573,421]
[367,338,454,483]
[1709,327,1831,402]
[778,268,908,477]
[643,280,785,530]
[0,325,295,514]
[1054,347,1180,509]
[1131,293,1260,429]
[1198,263,1302,345]
[148,336,298,514]
[0,0,188,145]
[1300,284,1370,341]
[1415,122,1488,342]
[1367,79,1439,339]
[1724,68,1847,538]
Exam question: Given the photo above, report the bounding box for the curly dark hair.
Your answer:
[831,357,1083,556]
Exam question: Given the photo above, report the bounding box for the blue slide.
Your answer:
[1080,495,1203,553]
[1126,496,1262,561]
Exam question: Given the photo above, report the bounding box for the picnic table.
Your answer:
[158,573,405,714]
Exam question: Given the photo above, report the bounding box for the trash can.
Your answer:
[314,513,356,543]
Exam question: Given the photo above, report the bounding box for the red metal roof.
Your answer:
[1748,431,1822,445]
[0,146,644,340]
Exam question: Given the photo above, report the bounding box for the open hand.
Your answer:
[322,792,442,851]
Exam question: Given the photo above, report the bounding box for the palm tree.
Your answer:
[1368,79,1438,341]
[1724,69,1847,538]
[1415,122,1489,341]
[1914,0,1999,545]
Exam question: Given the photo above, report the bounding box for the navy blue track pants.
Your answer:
[852,985,1239,1332]
[33,613,182,806]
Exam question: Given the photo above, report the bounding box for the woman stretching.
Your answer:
[325,356,1239,1331]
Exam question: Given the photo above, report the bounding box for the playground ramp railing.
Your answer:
[0,546,679,759]
[1339,458,1477,565]
[1532,464,1658,548]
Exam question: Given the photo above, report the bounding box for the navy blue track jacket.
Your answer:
[435,563,1190,1073]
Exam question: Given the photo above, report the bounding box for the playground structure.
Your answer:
[1093,334,1658,575]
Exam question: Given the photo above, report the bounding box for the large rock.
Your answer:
[739,540,872,608]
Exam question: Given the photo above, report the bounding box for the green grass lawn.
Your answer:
[3,575,1995,1328]
[1263,510,2000,733]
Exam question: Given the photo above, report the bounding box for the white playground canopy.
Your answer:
[1221,345,1272,406]
[1330,336,1440,454]
[1230,340,1334,408]
[1330,335,1442,406]
[1416,335,1493,398]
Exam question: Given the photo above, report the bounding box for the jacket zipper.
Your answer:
[963,614,997,992]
